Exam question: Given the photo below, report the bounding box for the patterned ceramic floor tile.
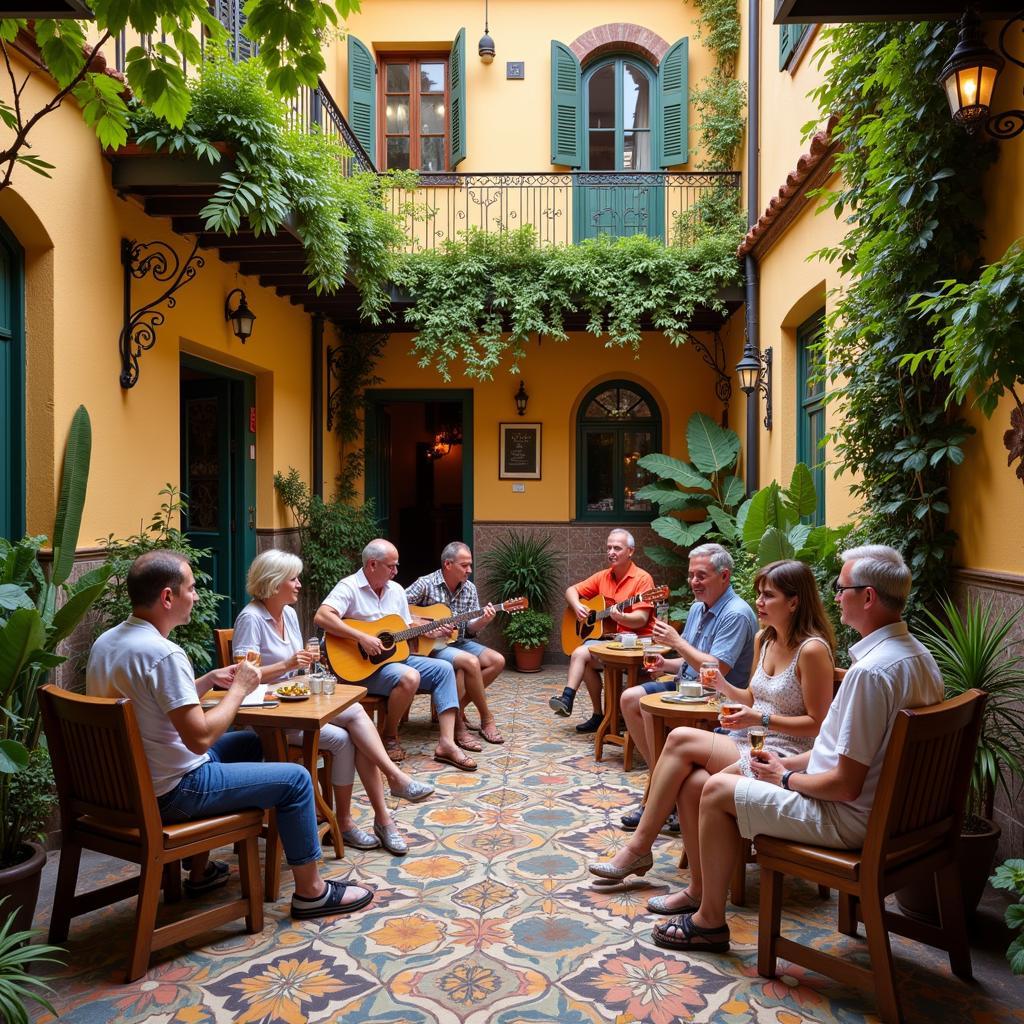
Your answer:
[31,669,1024,1023]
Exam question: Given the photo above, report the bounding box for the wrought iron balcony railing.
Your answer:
[385,171,741,250]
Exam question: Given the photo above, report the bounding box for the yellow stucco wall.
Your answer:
[949,51,1024,574]
[333,0,719,172]
[0,51,320,543]
[367,326,742,521]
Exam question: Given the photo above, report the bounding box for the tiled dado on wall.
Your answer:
[472,521,686,665]
[952,567,1024,865]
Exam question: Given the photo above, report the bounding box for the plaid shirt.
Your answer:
[405,570,480,640]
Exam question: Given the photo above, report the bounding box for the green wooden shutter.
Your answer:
[779,24,809,70]
[348,35,376,160]
[550,41,581,167]
[659,38,688,167]
[449,28,467,168]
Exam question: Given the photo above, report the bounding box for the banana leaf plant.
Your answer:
[0,405,113,867]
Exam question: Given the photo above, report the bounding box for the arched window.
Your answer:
[576,381,661,521]
[584,56,656,172]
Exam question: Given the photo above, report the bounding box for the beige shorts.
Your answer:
[733,777,864,849]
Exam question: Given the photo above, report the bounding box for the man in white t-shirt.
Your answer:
[86,550,374,920]
[648,544,943,954]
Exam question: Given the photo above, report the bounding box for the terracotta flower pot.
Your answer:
[513,643,545,673]
[0,842,47,934]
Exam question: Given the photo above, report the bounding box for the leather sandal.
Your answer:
[434,750,478,772]
[651,912,730,952]
[647,891,700,915]
[477,721,504,744]
[384,738,407,763]
[454,730,483,752]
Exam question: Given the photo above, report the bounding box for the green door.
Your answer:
[574,58,663,242]
[0,220,24,541]
[180,359,256,626]
[797,309,827,525]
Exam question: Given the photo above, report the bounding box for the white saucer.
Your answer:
[661,694,709,704]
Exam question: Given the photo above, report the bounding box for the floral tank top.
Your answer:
[738,636,832,778]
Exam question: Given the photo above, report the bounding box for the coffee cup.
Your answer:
[621,633,638,648]
[678,680,703,698]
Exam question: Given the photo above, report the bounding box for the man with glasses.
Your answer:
[315,539,476,771]
[649,544,943,953]
[619,542,757,830]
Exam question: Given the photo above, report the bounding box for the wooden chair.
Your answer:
[39,685,265,983]
[754,688,986,1024]
[725,665,849,907]
[214,627,234,668]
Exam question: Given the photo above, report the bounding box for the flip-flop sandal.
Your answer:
[455,733,483,752]
[478,722,505,744]
[384,740,407,763]
[184,860,230,896]
[291,878,375,919]
[434,751,478,772]
[651,912,730,952]
[647,891,700,915]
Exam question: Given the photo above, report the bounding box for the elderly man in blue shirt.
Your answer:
[619,542,757,831]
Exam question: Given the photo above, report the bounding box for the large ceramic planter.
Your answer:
[512,643,545,673]
[895,818,1001,922]
[0,841,47,934]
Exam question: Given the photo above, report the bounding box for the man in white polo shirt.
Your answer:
[648,544,943,953]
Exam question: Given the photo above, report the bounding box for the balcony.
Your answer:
[386,171,742,251]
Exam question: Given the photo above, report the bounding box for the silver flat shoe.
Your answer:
[390,778,435,802]
[374,821,409,856]
[587,851,653,880]
[341,826,380,850]
[648,892,700,915]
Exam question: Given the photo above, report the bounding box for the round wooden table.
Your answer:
[638,691,721,766]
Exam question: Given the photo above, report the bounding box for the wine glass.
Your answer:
[642,649,660,677]
[306,637,322,677]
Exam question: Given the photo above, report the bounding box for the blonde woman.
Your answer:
[234,550,434,856]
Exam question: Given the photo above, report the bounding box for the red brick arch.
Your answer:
[569,24,671,68]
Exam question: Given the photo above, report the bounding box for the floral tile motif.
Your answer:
[34,669,1021,1024]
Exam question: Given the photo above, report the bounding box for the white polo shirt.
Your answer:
[807,620,943,823]
[320,568,411,624]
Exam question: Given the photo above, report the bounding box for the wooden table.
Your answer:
[228,684,366,900]
[638,690,721,766]
[589,643,667,767]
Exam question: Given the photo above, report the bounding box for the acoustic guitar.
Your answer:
[560,585,670,655]
[408,597,528,654]
[324,597,529,681]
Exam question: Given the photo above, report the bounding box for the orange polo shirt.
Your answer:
[575,562,655,636]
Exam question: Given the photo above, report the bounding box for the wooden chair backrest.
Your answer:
[861,688,985,876]
[214,628,234,669]
[39,685,163,841]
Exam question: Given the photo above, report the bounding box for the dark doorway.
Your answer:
[180,356,256,626]
[365,390,472,585]
[0,219,24,541]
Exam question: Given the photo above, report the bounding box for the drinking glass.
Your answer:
[642,650,659,675]
[233,645,254,666]
[306,637,322,676]
[244,649,261,667]
[721,700,744,723]
[308,671,323,695]
[321,673,336,696]
[748,726,766,752]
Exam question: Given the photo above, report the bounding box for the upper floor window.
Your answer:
[585,57,655,171]
[779,24,810,71]
[797,308,827,525]
[380,56,449,171]
[210,0,256,61]
[576,381,661,521]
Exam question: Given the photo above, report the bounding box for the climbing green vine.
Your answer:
[811,20,996,606]
[394,227,742,382]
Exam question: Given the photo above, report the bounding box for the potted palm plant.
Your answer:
[0,406,112,932]
[0,899,63,1024]
[897,595,1024,920]
[480,531,559,671]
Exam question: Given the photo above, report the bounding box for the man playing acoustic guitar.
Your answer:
[405,542,506,746]
[314,539,478,771]
[550,529,655,733]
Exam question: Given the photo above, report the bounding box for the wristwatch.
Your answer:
[781,770,795,791]
[761,712,771,728]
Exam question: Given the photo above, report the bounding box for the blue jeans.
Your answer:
[157,731,321,867]
[363,655,459,713]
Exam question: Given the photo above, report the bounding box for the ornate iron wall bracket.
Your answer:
[987,10,1024,139]
[686,330,733,408]
[119,238,204,389]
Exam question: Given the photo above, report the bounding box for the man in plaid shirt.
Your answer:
[405,542,505,746]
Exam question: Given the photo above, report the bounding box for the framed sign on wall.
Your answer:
[499,422,541,479]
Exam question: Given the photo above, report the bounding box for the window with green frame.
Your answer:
[576,381,661,521]
[0,218,24,541]
[779,22,810,71]
[796,308,826,525]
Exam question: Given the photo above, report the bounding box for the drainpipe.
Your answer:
[744,0,761,494]
[312,315,325,498]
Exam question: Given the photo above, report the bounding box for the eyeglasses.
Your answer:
[833,582,870,595]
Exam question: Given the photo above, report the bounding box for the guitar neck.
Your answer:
[402,598,516,640]
[594,593,642,622]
